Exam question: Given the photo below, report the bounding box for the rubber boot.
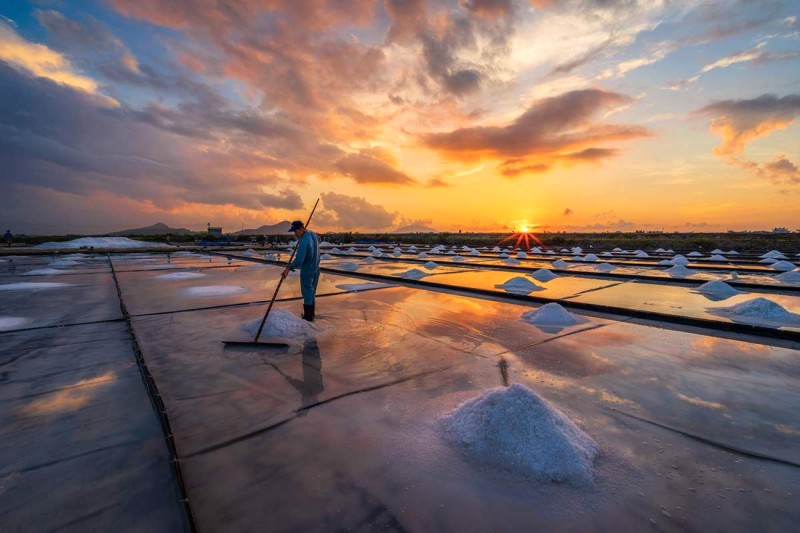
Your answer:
[309,303,315,321]
[302,304,314,322]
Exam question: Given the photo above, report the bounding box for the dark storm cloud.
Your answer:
[424,89,649,158]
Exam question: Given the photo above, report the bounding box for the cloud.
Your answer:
[0,20,98,93]
[260,190,305,209]
[333,152,416,186]
[318,192,397,230]
[426,178,451,187]
[762,155,800,184]
[563,207,573,215]
[423,89,649,160]
[698,93,800,156]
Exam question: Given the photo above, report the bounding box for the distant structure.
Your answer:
[772,227,789,234]
[207,222,223,238]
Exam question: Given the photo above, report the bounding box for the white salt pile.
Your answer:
[441,384,599,485]
[634,250,649,258]
[560,248,570,253]
[0,317,29,331]
[25,268,75,276]
[708,297,800,326]
[727,250,738,255]
[492,246,501,252]
[572,247,583,254]
[601,252,613,257]
[242,249,256,257]
[583,254,598,262]
[688,251,703,257]
[265,253,278,260]
[0,282,73,291]
[371,250,384,257]
[762,250,787,259]
[392,247,403,256]
[338,262,360,272]
[529,269,558,282]
[658,260,674,266]
[545,250,556,255]
[452,256,467,263]
[364,256,377,263]
[494,276,543,295]
[612,247,623,253]
[461,245,471,250]
[155,272,207,280]
[409,245,418,251]
[320,253,334,260]
[423,261,439,270]
[504,258,521,265]
[670,254,689,266]
[330,248,342,254]
[711,249,724,254]
[759,258,777,264]
[665,265,695,277]
[770,261,797,272]
[570,256,584,262]
[516,251,528,258]
[693,281,740,299]
[242,309,318,339]
[446,250,457,255]
[185,285,249,297]
[418,252,429,258]
[336,282,393,291]
[397,268,429,280]
[499,253,509,259]
[776,270,800,283]
[469,249,481,256]
[319,241,334,247]
[531,247,542,254]
[709,254,728,261]
[595,263,616,273]
[521,302,587,329]
[36,237,169,249]
[552,259,569,269]
[655,248,667,253]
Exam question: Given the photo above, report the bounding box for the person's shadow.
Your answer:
[266,340,324,416]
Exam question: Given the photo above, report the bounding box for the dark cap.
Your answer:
[289,220,304,232]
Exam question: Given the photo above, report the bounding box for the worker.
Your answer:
[3,230,12,247]
[283,220,320,321]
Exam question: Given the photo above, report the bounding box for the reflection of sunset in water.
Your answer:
[16,371,117,416]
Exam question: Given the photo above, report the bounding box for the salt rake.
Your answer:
[222,198,320,349]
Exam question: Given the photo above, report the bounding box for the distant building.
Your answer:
[772,227,789,234]
[207,223,223,238]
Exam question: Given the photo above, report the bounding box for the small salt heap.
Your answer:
[670,254,689,266]
[583,253,598,262]
[762,250,787,259]
[516,251,528,259]
[504,258,521,265]
[552,259,569,269]
[709,254,727,261]
[658,259,674,266]
[499,252,509,259]
[495,276,543,295]
[364,256,377,263]
[452,256,467,263]
[393,247,403,257]
[634,250,649,258]
[441,384,599,485]
[693,281,740,300]
[397,268,429,279]
[492,246,502,252]
[339,262,360,272]
[655,248,667,253]
[242,309,318,339]
[770,260,797,272]
[320,253,334,260]
[708,297,800,327]
[423,261,439,270]
[469,249,481,256]
[531,247,543,254]
[418,252,429,258]
[759,258,777,264]
[529,269,558,282]
[687,251,703,257]
[665,265,695,277]
[595,263,616,273]
[521,302,587,333]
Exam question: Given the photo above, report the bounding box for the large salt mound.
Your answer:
[155,272,207,280]
[37,237,168,249]
[423,261,439,270]
[185,285,249,297]
[776,270,800,283]
[693,281,740,299]
[709,254,728,261]
[529,269,558,282]
[521,303,587,330]
[242,309,318,339]
[658,260,674,266]
[595,262,616,273]
[762,250,787,259]
[495,276,543,294]
[442,384,599,485]
[665,265,695,277]
[709,297,800,326]
[770,260,797,272]
[670,254,689,266]
[0,282,73,291]
[469,250,481,256]
[551,259,569,269]
[396,268,429,280]
[583,254,598,262]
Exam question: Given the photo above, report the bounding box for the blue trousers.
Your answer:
[300,269,320,305]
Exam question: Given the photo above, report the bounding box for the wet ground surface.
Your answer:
[1,250,799,531]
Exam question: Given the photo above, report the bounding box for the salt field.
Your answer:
[1,246,799,532]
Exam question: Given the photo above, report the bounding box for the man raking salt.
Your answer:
[283,220,321,322]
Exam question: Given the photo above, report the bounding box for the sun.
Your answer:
[520,225,529,233]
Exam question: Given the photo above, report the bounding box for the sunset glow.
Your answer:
[0,1,798,234]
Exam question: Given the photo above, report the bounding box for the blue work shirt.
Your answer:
[289,230,320,273]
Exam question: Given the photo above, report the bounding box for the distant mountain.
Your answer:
[233,220,292,236]
[393,224,438,233]
[109,222,195,236]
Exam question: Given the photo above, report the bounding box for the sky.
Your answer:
[0,0,798,235]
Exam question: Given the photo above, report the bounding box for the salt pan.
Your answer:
[155,272,207,280]
[36,237,169,249]
[0,317,29,331]
[0,282,73,291]
[24,268,71,276]
[441,384,599,485]
[185,285,249,297]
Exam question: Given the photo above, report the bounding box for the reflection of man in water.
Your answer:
[270,341,324,414]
